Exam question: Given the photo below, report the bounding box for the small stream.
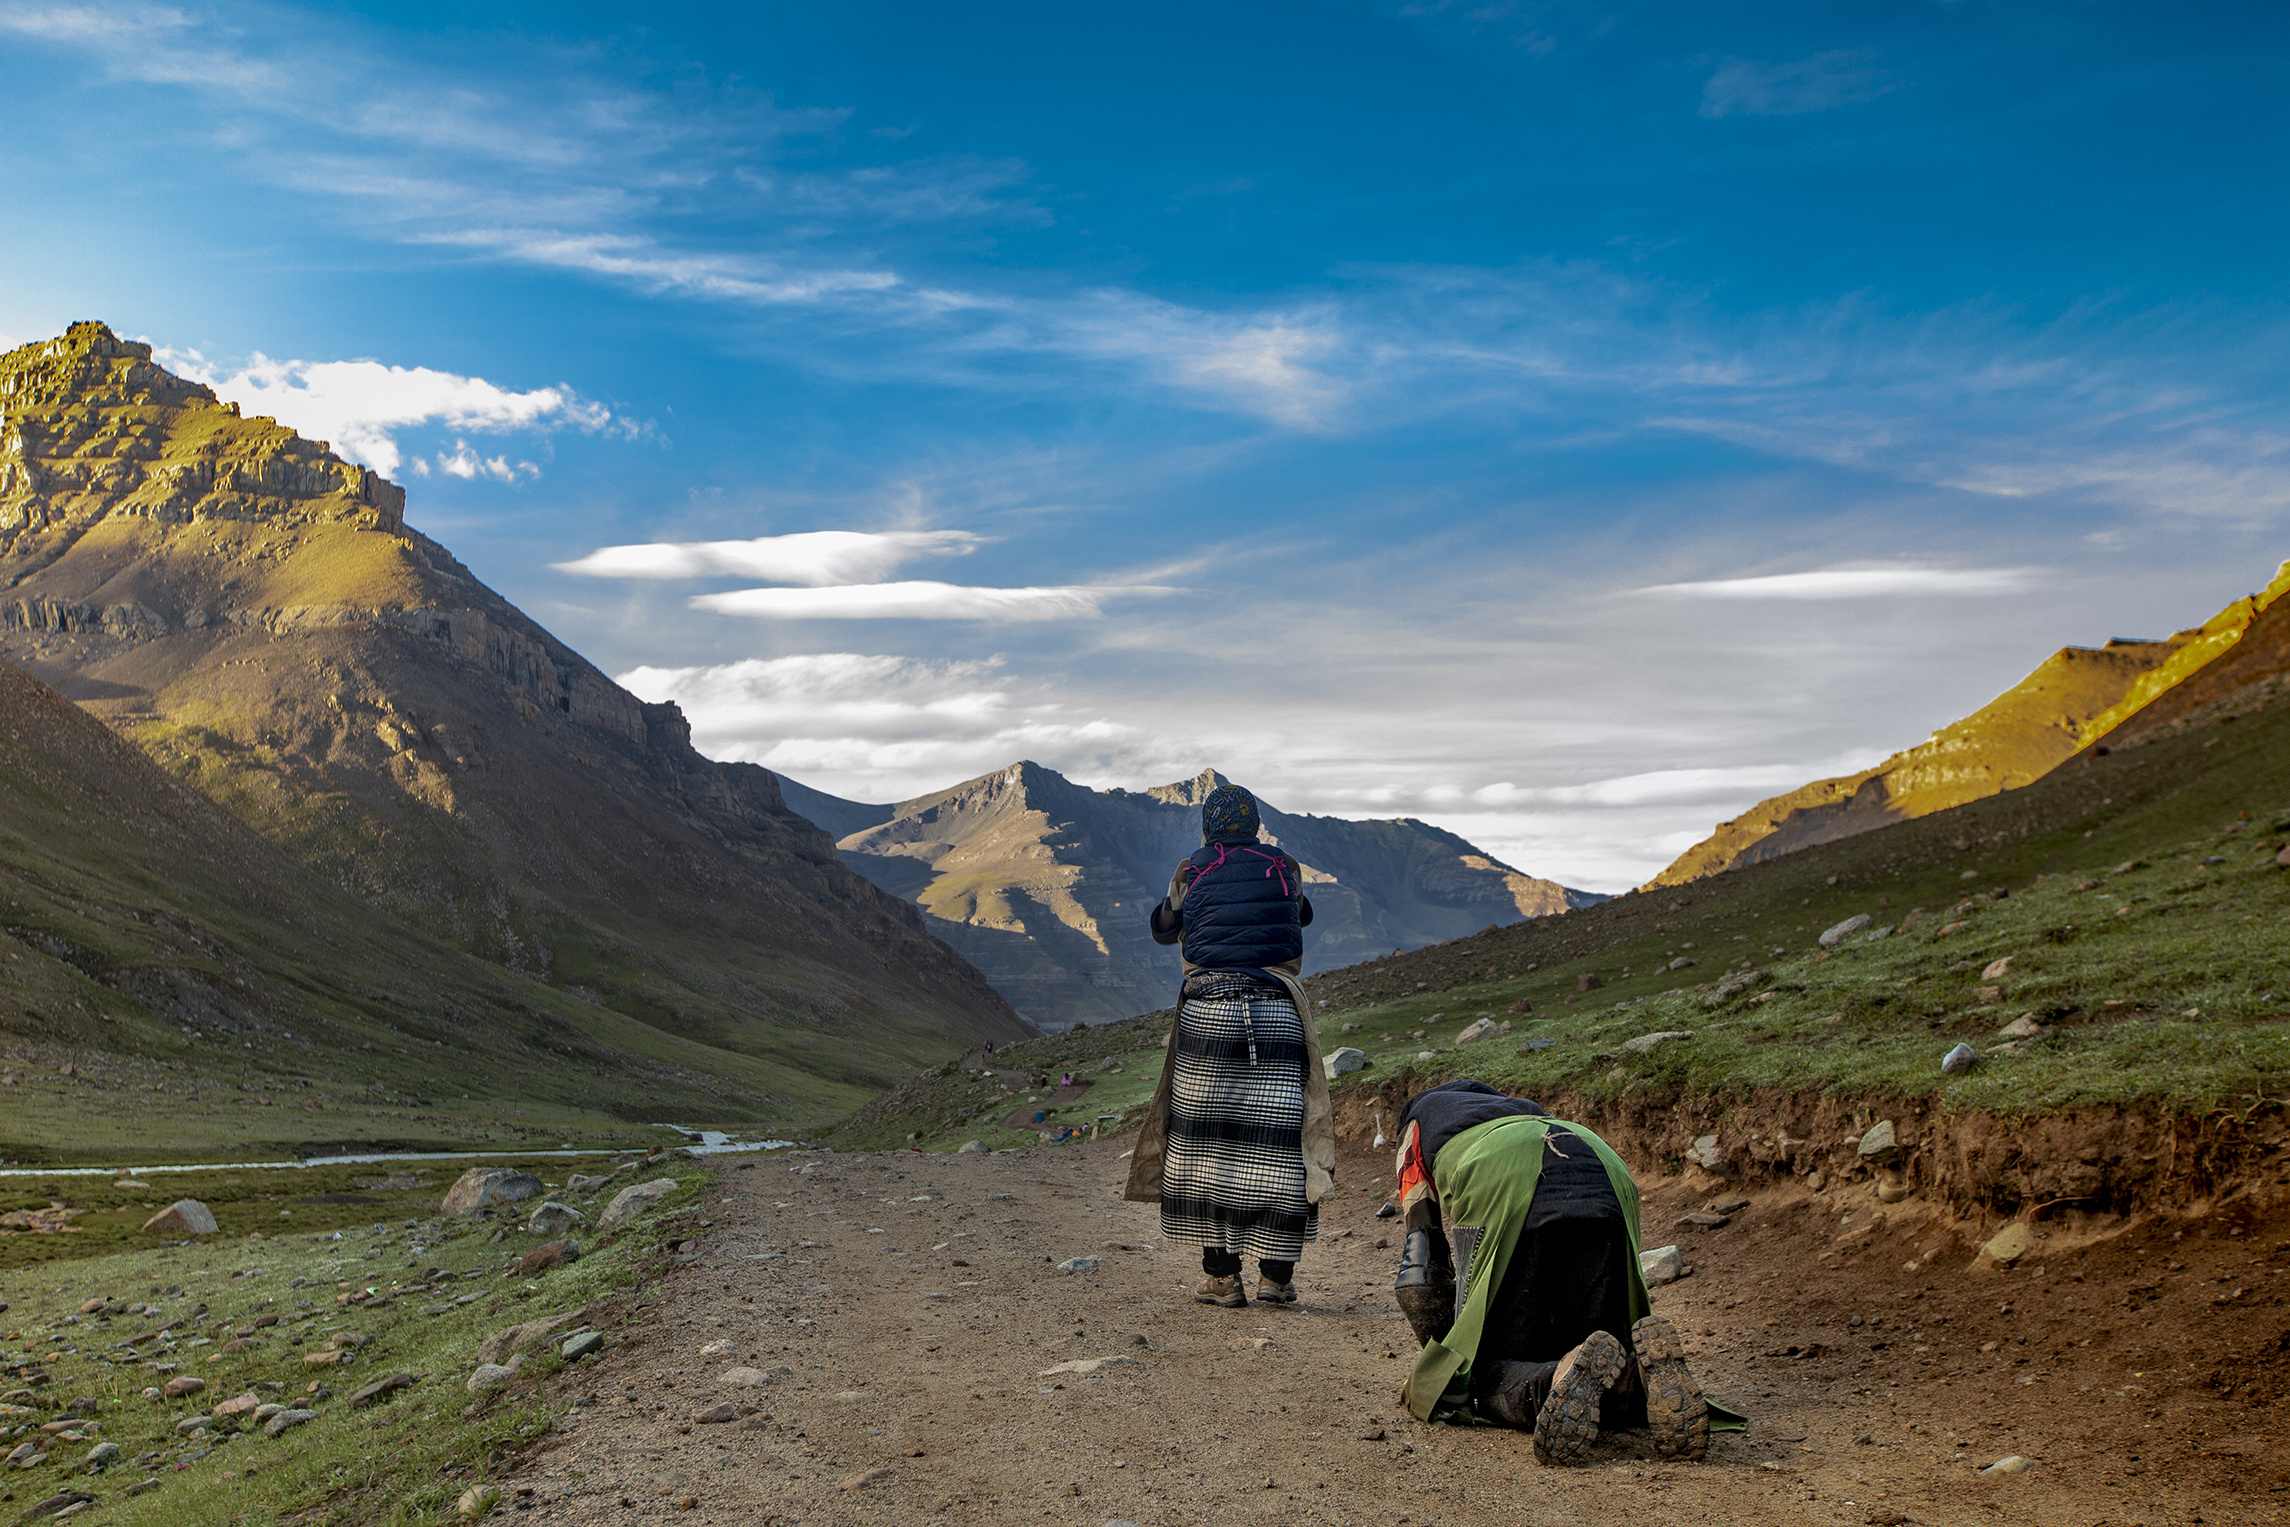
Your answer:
[0,1125,799,1177]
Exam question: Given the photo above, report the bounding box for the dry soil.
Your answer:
[497,1140,2290,1526]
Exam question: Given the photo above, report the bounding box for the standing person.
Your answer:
[1390,1079,1710,1464]
[1122,782,1335,1307]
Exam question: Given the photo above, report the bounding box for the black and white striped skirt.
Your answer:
[1158,976,1317,1262]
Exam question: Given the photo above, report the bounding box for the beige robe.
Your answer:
[1120,861,1337,1206]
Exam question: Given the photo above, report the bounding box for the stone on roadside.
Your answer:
[1979,1455,2034,1476]
[527,1201,584,1236]
[441,1169,544,1217]
[1819,915,1873,948]
[560,1332,605,1362]
[514,1239,581,1277]
[1689,1134,1724,1171]
[1942,1043,1979,1074]
[141,1200,218,1236]
[597,1178,680,1230]
[1676,1211,1728,1230]
[457,1483,502,1518]
[262,1408,316,1438]
[1621,1030,1694,1055]
[718,1366,773,1387]
[1322,1046,1369,1079]
[1453,1020,1501,1045]
[1979,1223,2033,1268]
[347,1373,417,1408]
[694,1402,739,1424]
[479,1313,585,1366]
[1056,1257,1096,1274]
[563,1174,607,1194]
[957,1140,988,1154]
[1639,1245,1687,1286]
[1855,1120,1899,1160]
[161,1377,205,1399]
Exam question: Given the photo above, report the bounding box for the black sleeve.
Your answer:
[1149,900,1182,945]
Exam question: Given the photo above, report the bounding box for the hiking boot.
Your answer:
[1531,1329,1626,1466]
[1631,1314,1709,1461]
[1256,1277,1298,1305]
[1193,1274,1247,1308]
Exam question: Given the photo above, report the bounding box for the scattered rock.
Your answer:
[2277,844,2290,868]
[1979,1455,2034,1477]
[161,1377,205,1399]
[694,1402,739,1424]
[457,1483,502,1517]
[1676,1211,1728,1230]
[1997,1014,2047,1041]
[1666,956,1695,971]
[1702,969,1766,1006]
[262,1408,316,1438]
[1876,1176,1914,1205]
[514,1239,581,1277]
[1709,1196,1750,1214]
[717,1366,774,1387]
[141,1200,218,1236]
[81,1441,118,1473]
[1980,956,2014,980]
[1819,915,1873,948]
[562,1174,607,1195]
[1056,1257,1097,1274]
[254,1403,285,1423]
[1039,1356,1135,1376]
[597,1178,680,1230]
[464,1363,519,1394]
[1979,1223,2033,1268]
[1621,1030,1694,1055]
[211,1392,261,1419]
[527,1201,584,1236]
[839,1467,895,1491]
[1574,974,1603,992]
[1322,1046,1369,1080]
[1639,1245,1687,1286]
[1508,999,1532,1014]
[1942,1043,1979,1074]
[346,1373,417,1408]
[1855,1120,1900,1160]
[441,1168,544,1217]
[23,1491,93,1518]
[957,1140,988,1154]
[1688,1134,1724,1171]
[1453,1020,1501,1045]
[561,1332,605,1362]
[479,1313,587,1366]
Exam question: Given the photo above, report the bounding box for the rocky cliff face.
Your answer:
[0,323,1031,1105]
[788,761,1601,1028]
[1649,557,2290,887]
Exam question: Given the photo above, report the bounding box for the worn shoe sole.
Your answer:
[1193,1285,1248,1308]
[1632,1314,1710,1461]
[1531,1329,1626,1466]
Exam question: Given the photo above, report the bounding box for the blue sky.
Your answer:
[3,1,2287,888]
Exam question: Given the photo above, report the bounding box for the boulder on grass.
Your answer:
[441,1169,545,1217]
[514,1239,580,1277]
[141,1200,218,1236]
[528,1201,584,1236]
[597,1178,679,1230]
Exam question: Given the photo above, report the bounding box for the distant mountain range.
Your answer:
[777,763,1605,1029]
[1651,559,2290,887]
[0,323,1030,1142]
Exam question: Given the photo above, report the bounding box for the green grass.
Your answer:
[0,1154,712,1525]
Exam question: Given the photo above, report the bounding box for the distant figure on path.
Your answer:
[1391,1079,1709,1464]
[1123,782,1334,1307]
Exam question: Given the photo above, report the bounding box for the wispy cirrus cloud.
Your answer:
[691,581,1176,622]
[1637,565,2037,600]
[557,529,984,584]
[1700,51,1897,118]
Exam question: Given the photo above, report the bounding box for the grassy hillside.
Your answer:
[834,686,2290,1150]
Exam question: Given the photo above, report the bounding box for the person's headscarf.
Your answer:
[1201,782,1261,843]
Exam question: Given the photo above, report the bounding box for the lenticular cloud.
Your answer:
[555,529,982,585]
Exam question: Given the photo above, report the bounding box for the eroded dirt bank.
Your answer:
[489,1139,2289,1526]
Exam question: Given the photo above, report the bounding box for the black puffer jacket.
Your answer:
[1148,838,1313,971]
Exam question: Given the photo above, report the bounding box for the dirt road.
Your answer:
[500,1140,2288,1525]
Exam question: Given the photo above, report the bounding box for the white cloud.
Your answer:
[689,581,1177,622]
[1636,565,2036,600]
[1700,52,1896,119]
[555,529,983,584]
[154,348,613,475]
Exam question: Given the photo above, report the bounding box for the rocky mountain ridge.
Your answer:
[0,323,1030,1123]
[781,760,1601,1028]
[1651,558,2290,887]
